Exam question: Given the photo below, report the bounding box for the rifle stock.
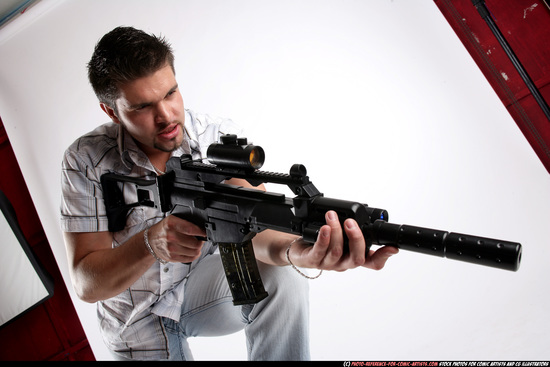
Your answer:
[100,135,522,305]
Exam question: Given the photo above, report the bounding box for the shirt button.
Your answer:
[163,267,169,273]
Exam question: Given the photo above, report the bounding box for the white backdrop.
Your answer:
[0,0,549,361]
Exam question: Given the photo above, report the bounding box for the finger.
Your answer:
[168,215,207,237]
[165,215,206,251]
[303,225,331,267]
[363,246,399,271]
[164,234,204,260]
[152,217,206,262]
[322,211,344,263]
[342,218,366,268]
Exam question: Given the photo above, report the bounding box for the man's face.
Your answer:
[103,64,185,157]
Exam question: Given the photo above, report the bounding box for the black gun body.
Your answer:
[165,173,521,273]
[165,170,373,247]
[165,171,297,242]
[101,141,522,305]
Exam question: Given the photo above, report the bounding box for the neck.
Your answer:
[148,151,171,174]
[132,138,171,173]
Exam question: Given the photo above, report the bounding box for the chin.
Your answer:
[155,139,183,153]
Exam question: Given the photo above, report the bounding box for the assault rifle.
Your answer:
[101,135,522,305]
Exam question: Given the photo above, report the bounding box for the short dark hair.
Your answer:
[87,26,175,108]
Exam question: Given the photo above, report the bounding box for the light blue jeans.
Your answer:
[161,253,310,361]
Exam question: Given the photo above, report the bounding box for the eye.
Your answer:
[136,105,149,111]
[166,87,178,99]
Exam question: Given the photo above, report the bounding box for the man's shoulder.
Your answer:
[63,122,120,167]
[186,109,241,133]
[185,109,243,151]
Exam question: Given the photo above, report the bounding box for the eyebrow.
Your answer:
[129,83,179,110]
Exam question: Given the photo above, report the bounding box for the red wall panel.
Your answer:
[435,0,550,173]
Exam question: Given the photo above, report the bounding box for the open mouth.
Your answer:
[158,124,179,140]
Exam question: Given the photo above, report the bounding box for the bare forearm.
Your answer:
[65,215,206,303]
[253,230,298,266]
[65,231,156,303]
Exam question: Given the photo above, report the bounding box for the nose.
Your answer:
[154,101,171,124]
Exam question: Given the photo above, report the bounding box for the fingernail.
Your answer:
[327,211,337,221]
[345,220,357,230]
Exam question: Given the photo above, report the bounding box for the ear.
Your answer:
[100,103,121,124]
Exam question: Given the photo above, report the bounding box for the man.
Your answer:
[60,26,398,361]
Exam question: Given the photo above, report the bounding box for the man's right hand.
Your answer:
[146,216,207,263]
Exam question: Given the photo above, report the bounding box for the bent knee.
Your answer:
[258,263,309,300]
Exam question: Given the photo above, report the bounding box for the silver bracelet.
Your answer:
[144,228,168,265]
[285,237,323,279]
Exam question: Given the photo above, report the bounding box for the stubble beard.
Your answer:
[153,121,184,153]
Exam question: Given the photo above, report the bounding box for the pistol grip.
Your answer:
[218,240,268,305]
